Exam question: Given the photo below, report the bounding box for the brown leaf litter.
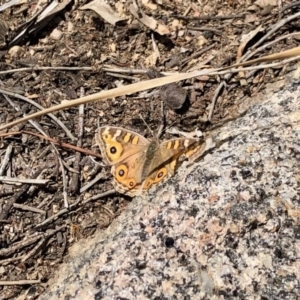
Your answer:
[0,0,300,298]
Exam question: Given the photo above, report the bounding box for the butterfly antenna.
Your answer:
[139,114,155,138]
[158,117,180,139]
[157,100,166,139]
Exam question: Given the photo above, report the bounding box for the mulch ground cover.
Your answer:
[0,0,299,298]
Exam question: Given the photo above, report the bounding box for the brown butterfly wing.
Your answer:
[95,126,149,165]
[140,138,202,193]
[95,126,150,196]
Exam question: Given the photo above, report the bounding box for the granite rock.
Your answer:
[40,69,300,300]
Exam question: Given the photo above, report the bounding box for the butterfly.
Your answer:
[95,126,202,197]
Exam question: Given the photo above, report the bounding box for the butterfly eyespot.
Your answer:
[157,171,164,178]
[106,142,123,160]
[125,178,136,189]
[153,168,167,183]
[115,165,128,180]
[118,169,125,177]
[144,179,153,189]
[110,146,117,154]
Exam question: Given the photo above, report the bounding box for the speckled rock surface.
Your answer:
[40,69,300,300]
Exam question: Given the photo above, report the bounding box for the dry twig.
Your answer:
[0,66,92,75]
[0,279,41,286]
[171,13,246,21]
[70,91,85,194]
[0,167,43,220]
[0,130,102,158]
[187,26,223,36]
[0,87,75,141]
[13,203,46,215]
[0,176,49,184]
[0,144,12,175]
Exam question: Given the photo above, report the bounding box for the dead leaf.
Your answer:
[144,52,158,67]
[240,25,264,44]
[151,33,160,60]
[245,13,258,23]
[255,0,277,8]
[237,25,264,85]
[80,0,125,25]
[141,0,157,10]
[0,0,20,12]
[9,0,71,46]
[129,2,170,35]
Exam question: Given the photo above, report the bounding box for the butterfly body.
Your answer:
[95,126,201,197]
